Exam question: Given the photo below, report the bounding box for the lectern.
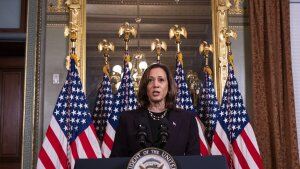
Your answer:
[74,155,228,169]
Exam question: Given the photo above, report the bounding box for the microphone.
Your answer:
[137,124,147,148]
[158,119,169,148]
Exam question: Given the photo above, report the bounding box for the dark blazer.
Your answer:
[110,107,200,157]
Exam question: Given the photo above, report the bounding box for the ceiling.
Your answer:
[86,0,212,72]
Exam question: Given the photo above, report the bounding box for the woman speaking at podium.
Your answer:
[110,63,200,157]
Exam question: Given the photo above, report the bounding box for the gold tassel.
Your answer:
[229,53,235,70]
[70,53,80,67]
[203,66,213,79]
[103,64,110,78]
[123,54,131,63]
[177,52,183,65]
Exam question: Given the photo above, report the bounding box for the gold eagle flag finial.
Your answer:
[98,39,115,58]
[118,22,137,38]
[151,38,167,63]
[118,22,137,51]
[169,24,187,40]
[118,22,136,63]
[169,24,187,53]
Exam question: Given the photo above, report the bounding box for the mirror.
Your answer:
[85,0,212,109]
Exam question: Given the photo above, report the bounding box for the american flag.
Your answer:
[174,53,195,111]
[211,62,263,169]
[198,66,220,146]
[37,58,101,169]
[173,52,209,156]
[92,69,114,144]
[101,55,137,158]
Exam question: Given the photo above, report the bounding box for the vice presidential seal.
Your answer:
[127,147,177,169]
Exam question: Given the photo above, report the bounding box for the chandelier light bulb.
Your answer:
[112,65,122,74]
[139,61,148,70]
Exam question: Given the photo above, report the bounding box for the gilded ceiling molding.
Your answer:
[212,0,231,101]
[87,0,210,6]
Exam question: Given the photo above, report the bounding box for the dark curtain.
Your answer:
[249,0,300,168]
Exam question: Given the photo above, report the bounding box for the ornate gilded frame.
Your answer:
[212,0,231,100]
[22,0,233,168]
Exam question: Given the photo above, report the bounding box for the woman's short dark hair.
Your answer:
[137,63,177,109]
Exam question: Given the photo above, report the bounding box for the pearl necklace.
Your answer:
[148,109,167,121]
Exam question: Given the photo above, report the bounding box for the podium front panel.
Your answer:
[75,155,228,169]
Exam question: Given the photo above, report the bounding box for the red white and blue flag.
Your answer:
[37,58,101,169]
[211,62,263,169]
[101,54,137,158]
[198,67,220,146]
[173,53,209,156]
[92,67,114,145]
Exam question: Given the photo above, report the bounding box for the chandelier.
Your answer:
[111,0,148,94]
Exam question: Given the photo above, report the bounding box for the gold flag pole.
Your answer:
[220,28,237,169]
[221,28,237,69]
[118,22,137,66]
[98,39,115,77]
[151,38,167,63]
[64,19,79,69]
[63,17,80,168]
[199,41,214,78]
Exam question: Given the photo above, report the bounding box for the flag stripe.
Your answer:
[102,123,115,157]
[232,140,250,169]
[200,139,209,156]
[45,131,67,168]
[78,129,97,158]
[70,140,79,161]
[211,122,231,166]
[37,147,56,169]
[36,159,46,169]
[85,125,102,157]
[240,126,263,168]
[244,124,260,150]
[103,131,114,150]
[101,141,111,158]
[195,117,209,155]
[47,120,67,168]
[233,137,254,169]
[212,132,231,166]
[75,135,88,158]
